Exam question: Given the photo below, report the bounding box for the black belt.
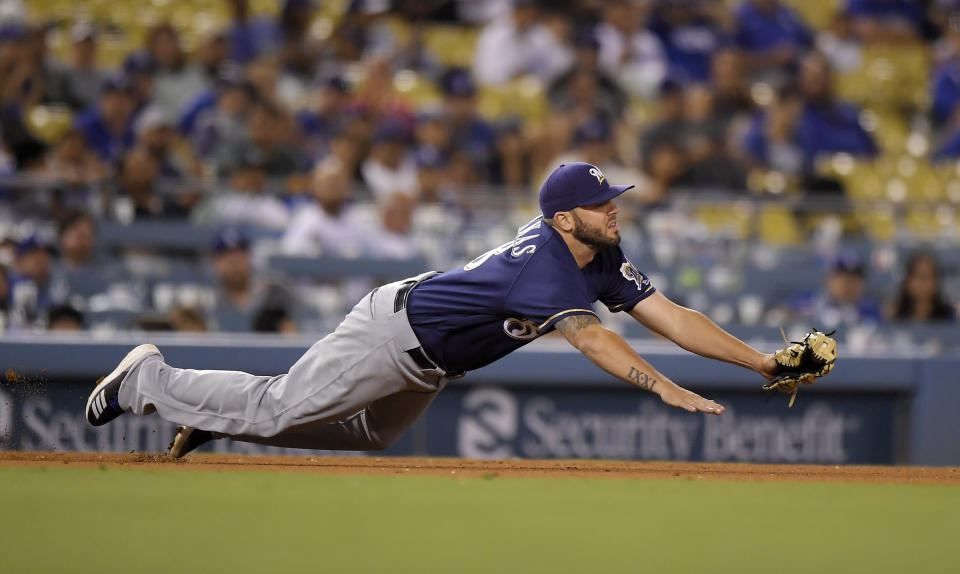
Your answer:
[395,280,464,378]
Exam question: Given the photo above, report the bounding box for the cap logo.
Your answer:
[589,167,605,184]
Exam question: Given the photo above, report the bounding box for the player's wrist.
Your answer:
[653,379,677,397]
[756,353,778,379]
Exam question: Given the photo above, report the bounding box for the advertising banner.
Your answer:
[433,386,900,464]
[1,379,899,463]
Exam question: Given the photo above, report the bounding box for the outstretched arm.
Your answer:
[555,314,725,415]
[628,292,778,378]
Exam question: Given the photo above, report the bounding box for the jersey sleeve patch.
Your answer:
[597,252,656,312]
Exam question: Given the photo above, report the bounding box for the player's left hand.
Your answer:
[658,383,725,415]
[763,330,838,407]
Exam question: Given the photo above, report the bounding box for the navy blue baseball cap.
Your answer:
[538,162,634,218]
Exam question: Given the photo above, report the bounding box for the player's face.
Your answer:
[571,200,620,249]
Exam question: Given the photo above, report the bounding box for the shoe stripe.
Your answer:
[93,393,104,418]
[99,393,107,412]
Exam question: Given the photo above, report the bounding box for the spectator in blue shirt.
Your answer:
[742,88,805,177]
[746,54,877,172]
[7,235,55,328]
[74,75,136,163]
[438,68,497,183]
[795,53,878,162]
[734,0,813,77]
[649,0,731,82]
[787,252,883,329]
[845,0,925,43]
[296,75,354,159]
[225,0,281,64]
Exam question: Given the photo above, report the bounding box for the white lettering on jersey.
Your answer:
[502,317,539,340]
[511,244,536,257]
[464,218,543,271]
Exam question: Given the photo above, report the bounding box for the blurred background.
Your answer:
[1,0,960,354]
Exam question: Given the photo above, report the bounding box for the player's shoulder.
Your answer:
[504,219,581,280]
[520,218,578,263]
[462,216,560,273]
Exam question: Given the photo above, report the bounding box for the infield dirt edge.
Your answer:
[1,451,958,485]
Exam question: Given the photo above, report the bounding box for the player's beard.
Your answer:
[572,211,620,249]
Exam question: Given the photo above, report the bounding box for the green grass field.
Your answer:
[1,466,958,573]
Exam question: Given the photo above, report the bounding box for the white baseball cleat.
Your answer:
[85,344,160,427]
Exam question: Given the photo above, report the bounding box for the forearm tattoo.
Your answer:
[556,314,600,338]
[627,366,658,392]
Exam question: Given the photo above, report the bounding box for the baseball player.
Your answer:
[85,162,782,457]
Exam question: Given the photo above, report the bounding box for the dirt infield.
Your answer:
[1,451,958,484]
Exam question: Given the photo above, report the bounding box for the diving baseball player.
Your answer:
[85,162,784,457]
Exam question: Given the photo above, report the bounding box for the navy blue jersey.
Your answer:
[406,217,655,373]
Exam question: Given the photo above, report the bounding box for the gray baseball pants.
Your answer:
[117,272,452,450]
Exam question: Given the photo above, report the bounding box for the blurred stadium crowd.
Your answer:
[0,0,959,349]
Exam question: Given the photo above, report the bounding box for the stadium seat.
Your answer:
[478,77,548,126]
[422,25,479,68]
[854,207,898,241]
[391,70,442,110]
[835,45,929,109]
[860,108,909,154]
[905,206,955,239]
[782,0,841,31]
[693,205,752,240]
[25,106,73,145]
[758,207,802,245]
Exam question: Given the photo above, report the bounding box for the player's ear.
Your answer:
[554,210,575,232]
